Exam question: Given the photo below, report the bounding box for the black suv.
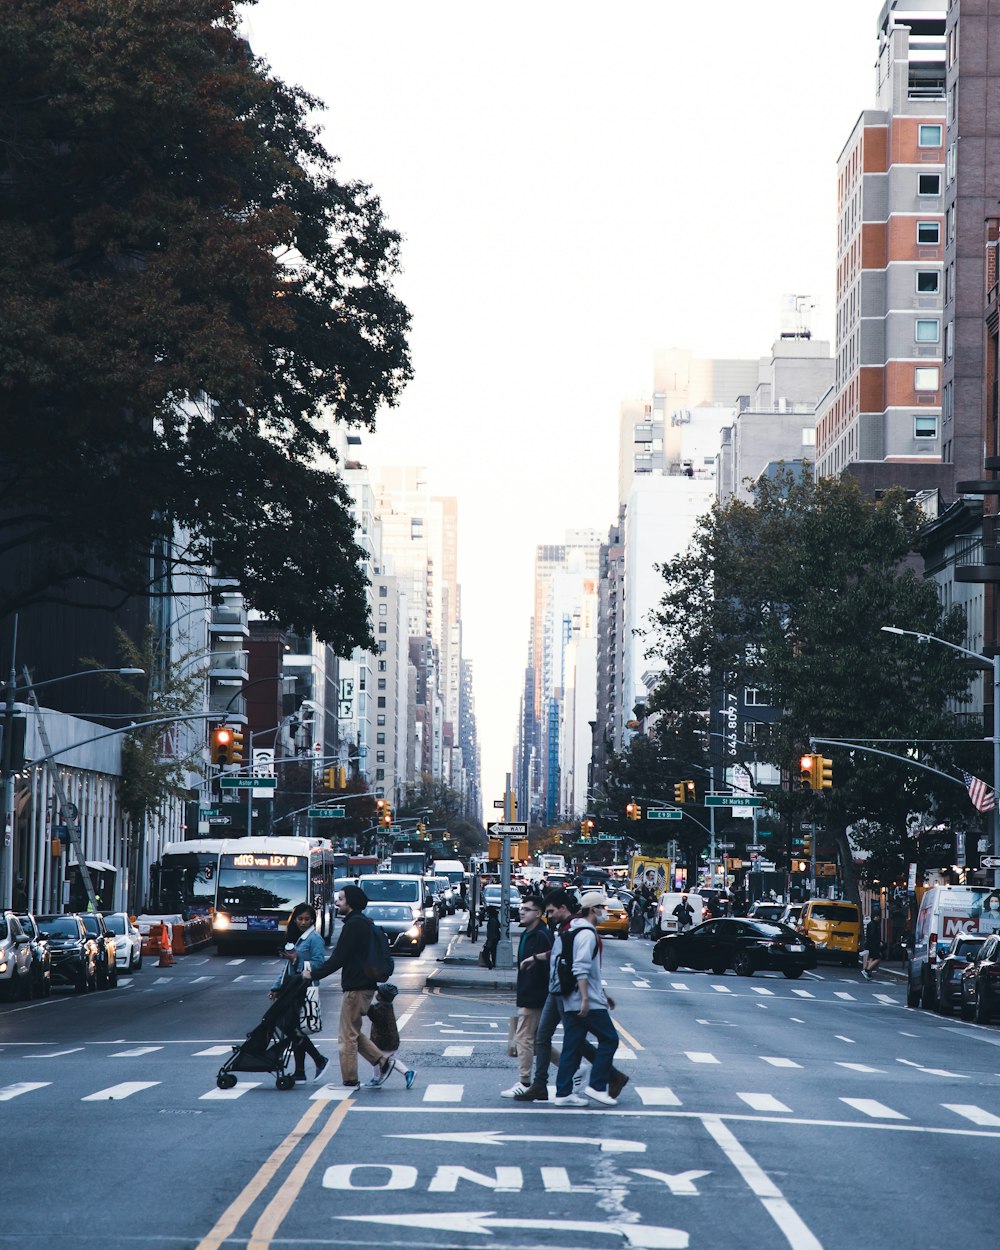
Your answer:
[959,932,1000,1023]
[78,912,118,989]
[35,914,100,992]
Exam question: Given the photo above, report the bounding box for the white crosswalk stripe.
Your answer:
[110,1046,163,1058]
[443,1045,473,1057]
[635,1086,682,1106]
[310,1086,354,1101]
[670,982,689,991]
[631,980,651,988]
[737,1092,792,1113]
[194,1046,234,1057]
[200,1082,261,1100]
[841,1097,908,1120]
[943,1104,1000,1127]
[423,1083,463,1102]
[790,989,814,998]
[874,993,897,1004]
[760,1056,801,1068]
[834,992,856,1000]
[751,987,774,996]
[82,1081,160,1101]
[711,984,732,993]
[685,1052,719,1064]
[835,1063,883,1073]
[0,1082,49,1101]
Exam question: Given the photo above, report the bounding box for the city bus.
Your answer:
[150,839,226,919]
[212,836,337,951]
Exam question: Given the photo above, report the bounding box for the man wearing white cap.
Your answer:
[553,891,620,1106]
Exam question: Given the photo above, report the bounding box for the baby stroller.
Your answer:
[216,972,309,1091]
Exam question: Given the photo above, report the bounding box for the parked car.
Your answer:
[358,875,439,945]
[779,903,804,931]
[596,897,630,940]
[482,884,523,916]
[799,899,861,967]
[16,913,52,998]
[423,877,449,919]
[747,901,785,925]
[78,912,118,988]
[935,933,986,1015]
[365,901,426,956]
[103,912,143,972]
[908,885,995,1009]
[35,914,100,992]
[652,917,817,978]
[959,932,1000,1023]
[0,911,34,1001]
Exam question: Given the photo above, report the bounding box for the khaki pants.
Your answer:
[338,989,385,1083]
[515,1006,542,1084]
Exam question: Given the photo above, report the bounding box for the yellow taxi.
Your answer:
[596,897,630,940]
[799,899,861,965]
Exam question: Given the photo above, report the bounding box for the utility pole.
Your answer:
[494,772,515,970]
[0,615,18,910]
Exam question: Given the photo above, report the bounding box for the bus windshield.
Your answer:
[157,853,219,916]
[216,866,307,913]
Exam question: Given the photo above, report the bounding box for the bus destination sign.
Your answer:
[230,853,304,870]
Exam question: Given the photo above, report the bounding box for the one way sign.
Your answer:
[488,821,528,838]
[982,855,1000,869]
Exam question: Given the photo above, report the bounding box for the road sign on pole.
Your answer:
[648,810,682,821]
[715,841,735,851]
[221,776,275,790]
[308,807,346,819]
[982,855,1000,869]
[488,821,528,837]
[705,794,762,808]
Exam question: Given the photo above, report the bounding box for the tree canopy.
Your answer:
[644,469,985,890]
[0,0,411,649]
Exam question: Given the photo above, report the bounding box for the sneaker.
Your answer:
[861,969,870,981]
[585,1085,618,1106]
[608,1071,630,1100]
[553,1093,588,1107]
[311,1057,330,1084]
[292,1073,306,1083]
[513,1082,548,1102]
[361,1076,384,1089]
[342,1079,360,1088]
[572,1062,591,1094]
[501,1082,529,1099]
[404,1069,416,1090]
[373,1058,393,1086]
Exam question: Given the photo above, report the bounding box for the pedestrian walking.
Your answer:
[482,905,501,968]
[672,893,695,932]
[862,916,883,980]
[501,895,552,1098]
[515,889,628,1103]
[269,903,328,1084]
[364,983,415,1088]
[305,885,392,1088]
[553,892,620,1106]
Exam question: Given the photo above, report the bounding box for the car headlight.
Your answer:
[214,913,230,930]
[405,926,421,939]
[0,961,7,974]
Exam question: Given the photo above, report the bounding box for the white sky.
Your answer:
[243,0,878,818]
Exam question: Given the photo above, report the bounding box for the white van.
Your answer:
[653,892,706,939]
[907,885,1000,1009]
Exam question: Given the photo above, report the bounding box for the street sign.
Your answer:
[757,830,774,839]
[308,807,346,819]
[199,808,220,819]
[221,776,276,790]
[598,833,619,841]
[747,843,764,852]
[488,821,528,837]
[207,815,231,825]
[705,794,762,808]
[714,841,735,851]
[648,810,682,821]
[493,799,505,808]
[982,855,1000,869]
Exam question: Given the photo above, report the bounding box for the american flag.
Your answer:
[961,770,996,813]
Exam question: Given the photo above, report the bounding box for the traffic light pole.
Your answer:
[494,772,515,971]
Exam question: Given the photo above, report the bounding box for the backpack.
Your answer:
[555,923,596,995]
[361,918,395,982]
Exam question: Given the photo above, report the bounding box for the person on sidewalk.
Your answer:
[365,982,415,1089]
[862,916,883,980]
[501,895,552,1098]
[305,885,391,1089]
[482,905,501,968]
[269,903,329,1084]
[515,889,628,1104]
[553,892,620,1107]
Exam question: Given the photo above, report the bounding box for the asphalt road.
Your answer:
[3,914,999,1250]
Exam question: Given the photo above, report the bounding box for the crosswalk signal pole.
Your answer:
[494,772,515,970]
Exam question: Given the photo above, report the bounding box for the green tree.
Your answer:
[398,776,485,855]
[645,469,981,900]
[0,0,410,650]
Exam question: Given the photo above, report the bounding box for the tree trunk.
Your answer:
[831,825,861,907]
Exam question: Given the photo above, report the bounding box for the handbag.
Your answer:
[507,1014,518,1056]
[299,984,322,1034]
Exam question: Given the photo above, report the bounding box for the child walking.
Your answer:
[364,983,416,1088]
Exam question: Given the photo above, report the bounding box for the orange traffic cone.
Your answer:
[158,922,174,967]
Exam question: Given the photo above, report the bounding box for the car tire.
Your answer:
[621,932,629,941]
[936,992,953,1016]
[711,965,727,977]
[782,969,804,980]
[920,977,937,1011]
[135,951,142,971]
[975,990,991,1024]
[959,998,974,1020]
[662,949,679,972]
[734,954,754,977]
[906,984,921,1009]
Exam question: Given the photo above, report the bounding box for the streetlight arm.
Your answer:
[10,666,145,692]
[880,625,991,668]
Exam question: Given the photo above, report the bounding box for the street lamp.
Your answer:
[881,625,1000,889]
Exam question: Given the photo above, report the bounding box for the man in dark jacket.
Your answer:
[305,885,389,1088]
[501,895,552,1098]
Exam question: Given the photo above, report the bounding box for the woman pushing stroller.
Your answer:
[269,903,329,1084]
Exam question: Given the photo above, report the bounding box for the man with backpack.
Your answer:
[553,892,620,1106]
[305,885,394,1089]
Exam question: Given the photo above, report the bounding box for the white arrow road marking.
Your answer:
[387,1130,646,1153]
[0,1082,50,1100]
[338,1212,688,1248]
[82,1081,159,1101]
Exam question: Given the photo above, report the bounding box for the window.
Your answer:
[376,732,385,745]
[378,603,387,616]
[375,768,385,781]
[916,270,940,293]
[378,585,387,598]
[918,124,942,147]
[917,221,940,245]
[914,367,939,391]
[377,696,386,708]
[802,427,816,446]
[914,415,938,439]
[378,660,387,672]
[376,751,385,764]
[377,678,386,690]
[378,622,387,635]
[377,714,386,726]
[918,173,941,196]
[915,318,940,342]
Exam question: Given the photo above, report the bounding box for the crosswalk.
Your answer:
[628,976,901,1004]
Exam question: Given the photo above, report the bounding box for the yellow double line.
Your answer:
[195,1098,352,1250]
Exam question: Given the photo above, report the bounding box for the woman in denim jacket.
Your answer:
[269,903,329,1083]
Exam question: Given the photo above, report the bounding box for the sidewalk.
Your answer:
[423,929,517,991]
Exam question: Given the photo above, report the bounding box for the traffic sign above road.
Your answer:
[488,821,528,837]
[308,807,345,819]
[982,855,1000,869]
[648,810,682,821]
[705,794,762,808]
[715,841,735,851]
[221,776,276,790]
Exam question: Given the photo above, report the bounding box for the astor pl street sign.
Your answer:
[705,794,762,808]
[221,776,276,790]
[648,810,682,821]
[488,821,528,838]
[308,807,346,819]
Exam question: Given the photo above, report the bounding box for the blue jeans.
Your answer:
[555,1007,619,1096]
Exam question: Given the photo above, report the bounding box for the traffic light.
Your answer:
[580,818,595,838]
[683,780,696,803]
[337,765,347,789]
[792,859,808,873]
[380,801,393,827]
[626,802,640,821]
[674,783,686,804]
[802,833,813,857]
[799,753,819,790]
[322,767,337,789]
[211,726,233,766]
[819,756,833,789]
[229,728,244,765]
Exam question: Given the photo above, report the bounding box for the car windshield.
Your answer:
[16,916,35,937]
[103,915,127,934]
[38,917,79,938]
[80,915,102,935]
[810,904,857,922]
[358,878,419,903]
[953,937,985,957]
[434,878,450,890]
[366,904,417,922]
[604,901,625,912]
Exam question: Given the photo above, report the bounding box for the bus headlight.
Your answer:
[214,913,230,931]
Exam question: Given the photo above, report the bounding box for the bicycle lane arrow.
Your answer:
[386,1129,647,1153]
[339,1211,689,1248]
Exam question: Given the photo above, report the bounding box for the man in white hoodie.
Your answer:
[552,892,620,1106]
